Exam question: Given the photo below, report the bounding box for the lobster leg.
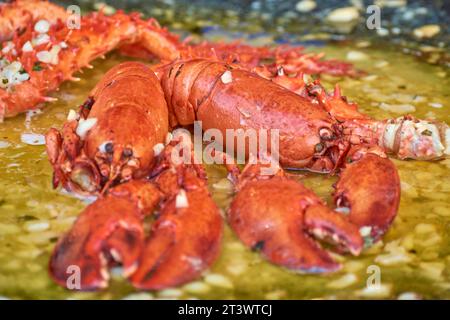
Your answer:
[49,180,161,290]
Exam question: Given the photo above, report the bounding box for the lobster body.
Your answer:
[86,62,169,178]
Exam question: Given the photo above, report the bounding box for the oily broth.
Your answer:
[0,42,448,299]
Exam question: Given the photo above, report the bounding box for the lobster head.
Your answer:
[85,107,162,189]
[46,61,169,195]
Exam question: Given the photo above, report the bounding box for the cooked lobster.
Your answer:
[47,62,223,290]
[0,0,436,290]
[47,53,449,286]
[46,62,393,286]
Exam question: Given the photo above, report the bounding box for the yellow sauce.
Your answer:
[0,42,448,299]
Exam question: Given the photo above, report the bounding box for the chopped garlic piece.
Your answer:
[428,102,443,108]
[24,220,50,232]
[398,292,422,300]
[66,109,78,121]
[34,20,50,33]
[327,273,358,289]
[1,41,15,54]
[32,33,50,46]
[359,226,372,237]
[221,70,233,84]
[183,281,211,294]
[295,0,317,13]
[175,189,189,208]
[22,41,33,52]
[346,50,368,61]
[379,102,415,114]
[0,60,30,89]
[36,51,52,64]
[153,143,164,156]
[76,118,97,139]
[165,132,173,145]
[204,273,233,289]
[21,133,45,145]
[122,293,154,300]
[327,7,360,23]
[37,45,61,65]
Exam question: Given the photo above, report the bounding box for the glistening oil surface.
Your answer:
[0,41,449,299]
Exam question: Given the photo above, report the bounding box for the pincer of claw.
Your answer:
[45,62,169,194]
[131,133,223,290]
[228,159,363,273]
[49,180,161,290]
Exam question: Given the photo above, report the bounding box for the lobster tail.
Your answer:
[160,59,339,170]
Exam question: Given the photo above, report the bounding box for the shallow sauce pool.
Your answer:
[0,41,449,299]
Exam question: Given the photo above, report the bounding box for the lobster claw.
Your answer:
[49,181,161,290]
[130,140,223,289]
[334,146,401,243]
[229,170,363,273]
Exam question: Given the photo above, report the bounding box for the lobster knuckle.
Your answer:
[335,152,401,243]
